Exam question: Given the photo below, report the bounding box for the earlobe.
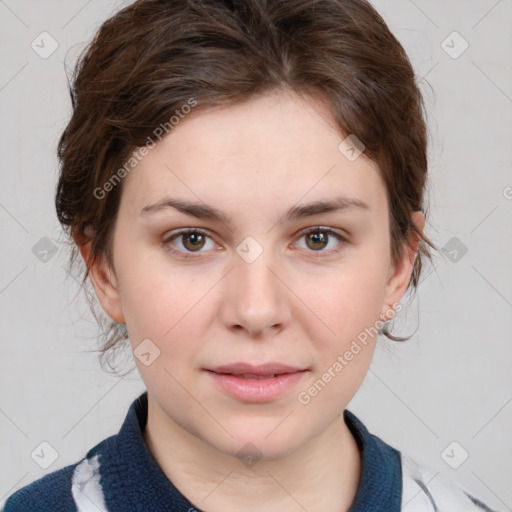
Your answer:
[77,240,125,324]
[380,211,425,321]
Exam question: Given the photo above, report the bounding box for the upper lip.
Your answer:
[207,362,306,376]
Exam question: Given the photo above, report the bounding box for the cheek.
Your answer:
[302,260,388,346]
[119,273,208,395]
[294,269,384,409]
[116,257,206,349]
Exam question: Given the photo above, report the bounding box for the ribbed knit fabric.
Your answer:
[2,465,77,512]
[2,391,402,511]
[345,407,402,511]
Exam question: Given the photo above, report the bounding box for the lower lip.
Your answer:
[205,370,307,403]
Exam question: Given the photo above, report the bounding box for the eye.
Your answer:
[162,226,348,260]
[293,226,347,256]
[162,228,218,259]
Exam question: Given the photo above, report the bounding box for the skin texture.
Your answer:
[80,88,425,512]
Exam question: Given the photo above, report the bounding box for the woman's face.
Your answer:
[87,88,422,459]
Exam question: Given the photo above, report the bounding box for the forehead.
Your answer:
[119,89,387,220]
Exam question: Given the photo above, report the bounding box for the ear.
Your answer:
[78,239,125,324]
[380,211,425,322]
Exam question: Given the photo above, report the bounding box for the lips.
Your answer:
[207,362,306,376]
[204,362,308,402]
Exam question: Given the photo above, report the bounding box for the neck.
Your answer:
[143,398,362,512]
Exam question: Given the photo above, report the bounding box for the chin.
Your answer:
[201,420,309,463]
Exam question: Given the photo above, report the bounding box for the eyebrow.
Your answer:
[140,195,370,226]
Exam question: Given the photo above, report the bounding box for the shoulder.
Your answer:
[2,440,110,512]
[2,462,77,512]
[400,452,501,512]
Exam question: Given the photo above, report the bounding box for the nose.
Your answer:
[218,244,292,338]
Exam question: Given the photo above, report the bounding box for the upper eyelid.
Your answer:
[295,225,347,238]
[162,227,213,243]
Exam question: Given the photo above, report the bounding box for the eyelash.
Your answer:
[161,226,348,260]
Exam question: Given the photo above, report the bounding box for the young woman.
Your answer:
[3,0,500,510]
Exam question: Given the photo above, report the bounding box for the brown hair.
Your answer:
[56,0,439,373]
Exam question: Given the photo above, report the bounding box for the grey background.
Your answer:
[0,0,511,510]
